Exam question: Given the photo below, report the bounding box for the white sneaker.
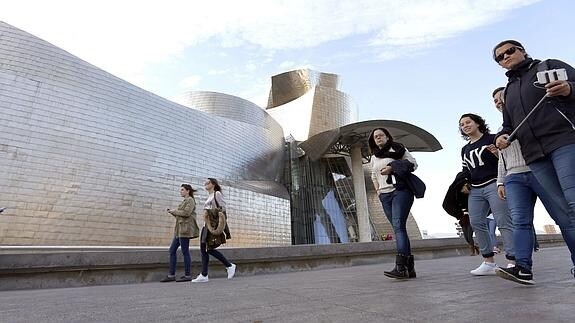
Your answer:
[470,262,497,276]
[226,263,236,279]
[191,274,209,283]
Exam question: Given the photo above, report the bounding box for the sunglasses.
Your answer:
[495,46,522,62]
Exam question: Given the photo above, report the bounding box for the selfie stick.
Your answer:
[507,94,548,143]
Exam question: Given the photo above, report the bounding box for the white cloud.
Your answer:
[277,61,316,73]
[178,75,202,89]
[208,69,229,76]
[368,0,541,59]
[2,0,541,83]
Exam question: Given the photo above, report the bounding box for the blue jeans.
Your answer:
[200,242,232,276]
[378,189,414,255]
[487,217,497,249]
[468,182,514,259]
[504,172,543,270]
[168,237,191,276]
[529,143,575,267]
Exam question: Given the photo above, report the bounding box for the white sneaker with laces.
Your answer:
[191,274,209,283]
[470,262,497,276]
[226,263,236,279]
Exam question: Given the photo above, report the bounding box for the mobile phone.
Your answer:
[536,68,568,84]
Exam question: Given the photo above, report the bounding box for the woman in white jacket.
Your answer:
[191,178,236,283]
[369,128,418,279]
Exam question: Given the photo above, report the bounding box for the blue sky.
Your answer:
[4,0,574,236]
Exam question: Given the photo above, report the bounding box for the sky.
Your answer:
[3,0,575,237]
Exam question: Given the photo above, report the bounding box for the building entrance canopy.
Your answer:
[298,120,442,162]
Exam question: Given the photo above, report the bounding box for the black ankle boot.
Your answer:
[384,255,409,279]
[406,255,416,278]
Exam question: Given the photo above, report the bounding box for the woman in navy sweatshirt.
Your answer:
[459,113,515,275]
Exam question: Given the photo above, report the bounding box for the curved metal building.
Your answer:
[0,21,442,247]
[264,69,442,244]
[0,22,290,247]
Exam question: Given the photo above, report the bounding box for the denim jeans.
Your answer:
[378,189,414,255]
[504,172,541,270]
[200,242,232,276]
[487,217,497,249]
[468,182,514,259]
[528,143,575,267]
[168,236,191,276]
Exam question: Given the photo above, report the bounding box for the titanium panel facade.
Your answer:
[0,22,290,247]
[266,69,357,141]
[269,71,426,243]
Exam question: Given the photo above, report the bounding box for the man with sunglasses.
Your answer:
[492,87,575,285]
[493,40,575,280]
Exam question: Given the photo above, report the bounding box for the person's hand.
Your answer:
[487,144,498,157]
[460,184,470,194]
[496,135,510,149]
[497,185,506,200]
[380,166,393,175]
[546,80,571,97]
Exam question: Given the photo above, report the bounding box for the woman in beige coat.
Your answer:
[160,184,200,282]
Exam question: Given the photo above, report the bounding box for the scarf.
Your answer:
[373,142,406,160]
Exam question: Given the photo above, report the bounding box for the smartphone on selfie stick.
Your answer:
[507,68,568,143]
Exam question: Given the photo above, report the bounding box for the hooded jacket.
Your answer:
[498,58,575,164]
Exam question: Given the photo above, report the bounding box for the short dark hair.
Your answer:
[492,86,505,98]
[207,178,222,192]
[368,128,394,154]
[459,113,490,140]
[181,184,197,197]
[492,39,525,62]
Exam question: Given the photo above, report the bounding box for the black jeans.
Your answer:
[200,242,231,276]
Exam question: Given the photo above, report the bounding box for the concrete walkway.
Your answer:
[0,246,573,323]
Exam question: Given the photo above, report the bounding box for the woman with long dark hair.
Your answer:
[369,128,418,279]
[459,113,515,275]
[191,178,236,283]
[160,184,200,282]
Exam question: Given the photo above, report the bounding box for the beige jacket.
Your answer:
[169,197,199,238]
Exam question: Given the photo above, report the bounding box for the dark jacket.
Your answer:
[442,171,469,220]
[389,159,426,198]
[498,58,575,164]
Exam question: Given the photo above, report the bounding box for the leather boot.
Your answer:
[406,254,416,278]
[384,255,409,279]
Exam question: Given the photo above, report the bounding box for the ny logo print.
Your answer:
[463,146,488,169]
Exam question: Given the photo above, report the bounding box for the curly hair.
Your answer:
[459,113,490,140]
